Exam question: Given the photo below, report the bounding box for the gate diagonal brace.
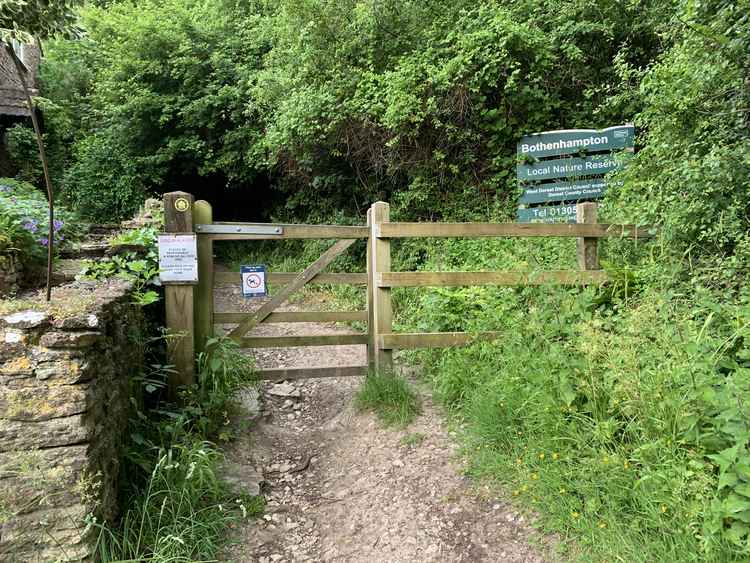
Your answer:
[228,238,357,341]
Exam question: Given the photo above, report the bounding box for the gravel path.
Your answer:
[214,281,551,562]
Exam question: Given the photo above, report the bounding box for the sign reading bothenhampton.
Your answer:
[516,124,634,222]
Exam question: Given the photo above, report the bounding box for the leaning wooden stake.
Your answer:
[4,43,54,301]
[163,191,196,398]
[370,201,393,372]
[576,202,599,270]
[193,200,214,355]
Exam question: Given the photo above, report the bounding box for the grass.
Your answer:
[355,370,422,427]
[91,338,263,562]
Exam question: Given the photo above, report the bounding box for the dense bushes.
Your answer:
[39,0,669,221]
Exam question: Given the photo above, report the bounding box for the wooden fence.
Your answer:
[161,192,653,392]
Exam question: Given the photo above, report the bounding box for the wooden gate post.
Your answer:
[576,202,599,270]
[370,201,393,372]
[163,191,196,398]
[366,207,375,369]
[193,200,214,355]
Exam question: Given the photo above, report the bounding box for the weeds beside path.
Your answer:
[215,282,553,562]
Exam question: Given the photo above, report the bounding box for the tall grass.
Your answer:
[91,338,261,562]
[356,370,422,427]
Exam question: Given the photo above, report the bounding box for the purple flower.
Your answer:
[39,237,49,247]
[53,219,64,232]
[23,218,38,233]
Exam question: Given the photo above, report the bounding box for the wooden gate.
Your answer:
[161,192,653,392]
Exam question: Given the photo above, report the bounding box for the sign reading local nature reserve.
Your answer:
[158,234,198,283]
[516,124,634,222]
[241,265,267,298]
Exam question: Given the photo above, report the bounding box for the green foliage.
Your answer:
[93,337,260,561]
[0,0,81,41]
[5,124,42,183]
[41,0,270,220]
[604,0,750,283]
[412,285,750,560]
[81,224,161,305]
[0,177,80,267]
[186,337,258,440]
[356,370,422,427]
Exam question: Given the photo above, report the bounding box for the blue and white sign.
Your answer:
[241,265,267,298]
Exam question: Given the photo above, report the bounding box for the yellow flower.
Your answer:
[538,453,545,460]
[598,522,607,529]
[623,460,630,469]
[559,488,567,495]
[602,456,609,464]
[516,458,523,465]
[661,505,668,514]
[552,452,560,460]
[571,511,580,519]
[521,484,528,492]
[530,473,539,480]
[512,489,520,496]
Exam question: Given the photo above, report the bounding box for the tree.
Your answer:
[1,0,80,300]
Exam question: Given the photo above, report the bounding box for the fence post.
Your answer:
[370,201,393,372]
[576,202,599,270]
[163,191,196,398]
[193,200,214,355]
[366,207,375,369]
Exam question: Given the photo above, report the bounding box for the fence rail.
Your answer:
[161,192,656,391]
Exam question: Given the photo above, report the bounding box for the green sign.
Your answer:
[517,204,577,223]
[517,124,634,158]
[520,179,623,205]
[517,153,630,182]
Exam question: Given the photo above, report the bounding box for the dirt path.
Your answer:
[215,281,551,563]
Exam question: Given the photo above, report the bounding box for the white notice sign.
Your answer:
[158,234,198,283]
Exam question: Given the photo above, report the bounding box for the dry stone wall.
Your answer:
[0,254,20,297]
[0,279,143,562]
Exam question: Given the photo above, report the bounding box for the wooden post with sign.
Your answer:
[163,191,196,397]
[193,200,214,355]
[576,202,599,270]
[370,201,393,372]
[366,207,375,369]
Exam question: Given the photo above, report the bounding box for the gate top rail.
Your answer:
[375,222,655,239]
[195,222,368,240]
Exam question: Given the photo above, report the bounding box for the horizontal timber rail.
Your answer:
[377,270,608,287]
[375,222,653,239]
[161,193,658,394]
[380,332,502,349]
[197,222,368,240]
[214,311,367,324]
[257,365,368,381]
[240,334,369,348]
[214,272,367,286]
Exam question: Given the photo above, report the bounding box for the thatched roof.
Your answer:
[0,43,40,117]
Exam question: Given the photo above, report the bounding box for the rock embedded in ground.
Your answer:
[267,382,301,398]
[219,461,265,497]
[237,387,262,421]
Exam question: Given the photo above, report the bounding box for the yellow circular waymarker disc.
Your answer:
[174,198,190,212]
